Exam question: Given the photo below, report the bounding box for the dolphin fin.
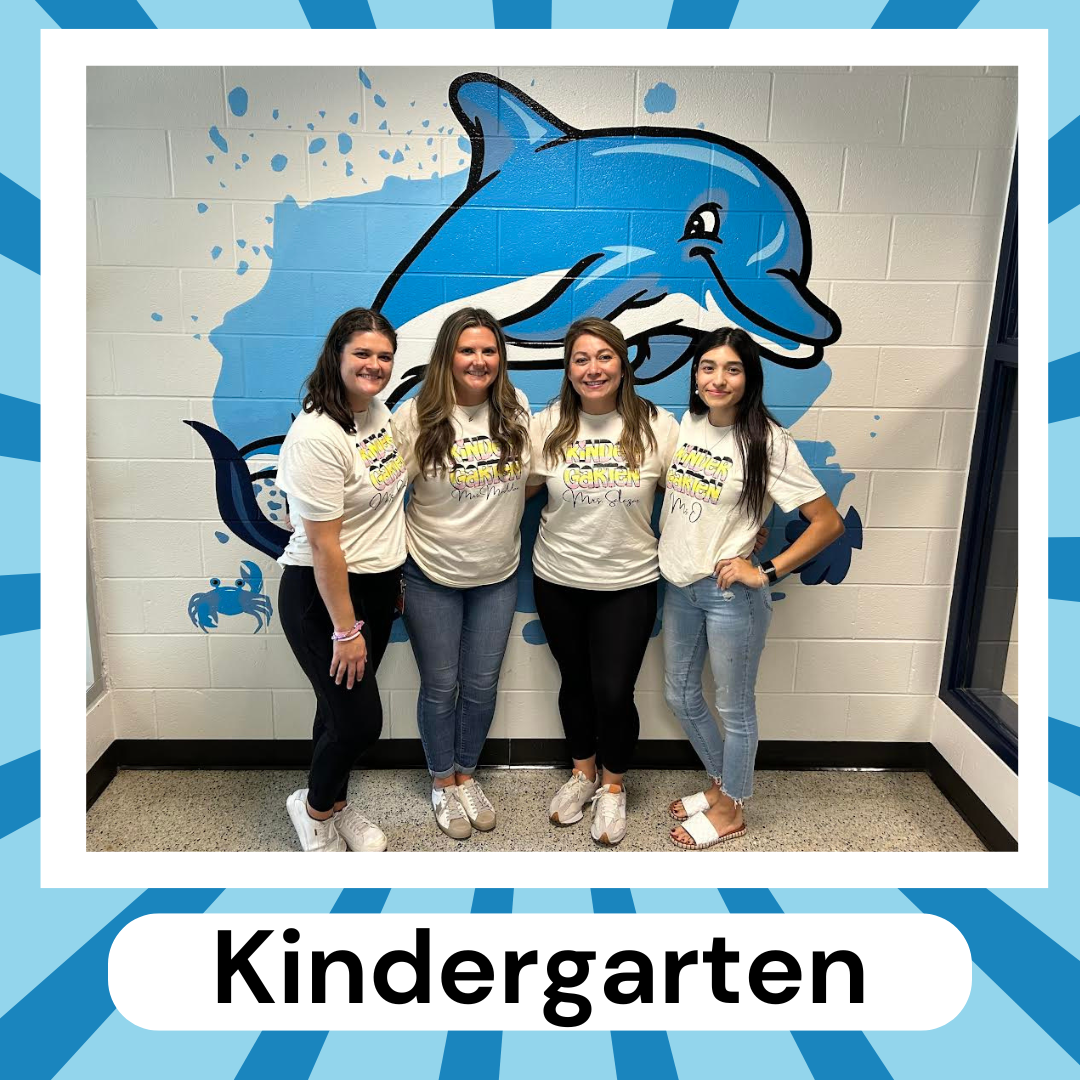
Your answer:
[185,421,292,559]
[450,73,576,183]
[627,330,697,384]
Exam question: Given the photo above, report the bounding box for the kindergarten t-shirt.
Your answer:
[276,399,408,574]
[393,392,531,588]
[658,412,825,588]
[530,404,680,590]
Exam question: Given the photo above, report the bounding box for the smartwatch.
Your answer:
[759,559,779,585]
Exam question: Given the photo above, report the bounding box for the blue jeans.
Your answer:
[401,556,518,779]
[662,577,772,802]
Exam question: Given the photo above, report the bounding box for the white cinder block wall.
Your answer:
[86,66,1017,767]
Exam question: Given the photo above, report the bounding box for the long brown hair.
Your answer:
[413,308,528,477]
[301,308,398,434]
[543,317,658,470]
[688,326,784,523]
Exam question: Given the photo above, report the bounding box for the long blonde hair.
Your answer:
[543,318,657,470]
[413,308,529,477]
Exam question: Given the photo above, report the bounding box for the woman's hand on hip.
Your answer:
[330,635,368,689]
[714,557,765,590]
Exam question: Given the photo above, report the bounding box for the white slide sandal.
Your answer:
[669,790,711,822]
[671,810,747,850]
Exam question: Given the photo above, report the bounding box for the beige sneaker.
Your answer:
[335,803,388,852]
[455,777,496,831]
[286,789,346,852]
[590,784,627,846]
[432,786,471,840]
[549,769,600,825]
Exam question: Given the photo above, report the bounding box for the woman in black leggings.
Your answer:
[276,308,408,852]
[526,318,679,845]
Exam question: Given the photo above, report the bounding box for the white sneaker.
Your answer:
[549,769,601,825]
[287,789,346,852]
[432,786,471,840]
[590,784,627,845]
[335,803,388,852]
[455,777,496,831]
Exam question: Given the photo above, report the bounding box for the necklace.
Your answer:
[703,420,735,458]
[456,399,488,423]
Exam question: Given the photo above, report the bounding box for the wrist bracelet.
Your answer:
[331,620,364,642]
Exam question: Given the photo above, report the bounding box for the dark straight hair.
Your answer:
[301,308,398,433]
[688,326,784,523]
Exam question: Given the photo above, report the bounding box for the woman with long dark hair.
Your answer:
[526,318,679,845]
[277,308,408,853]
[392,308,531,840]
[660,327,845,850]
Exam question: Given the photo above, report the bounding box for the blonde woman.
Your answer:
[526,318,680,845]
[392,308,531,839]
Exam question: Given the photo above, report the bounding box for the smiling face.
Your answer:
[451,325,500,406]
[567,333,622,413]
[696,344,746,422]
[338,330,395,411]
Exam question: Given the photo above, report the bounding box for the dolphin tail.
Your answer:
[185,421,292,559]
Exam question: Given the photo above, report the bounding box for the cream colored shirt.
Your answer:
[393,392,531,587]
[529,404,680,590]
[658,412,825,587]
[276,400,407,574]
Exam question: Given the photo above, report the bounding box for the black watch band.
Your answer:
[759,559,778,584]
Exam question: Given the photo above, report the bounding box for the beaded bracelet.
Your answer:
[331,620,364,642]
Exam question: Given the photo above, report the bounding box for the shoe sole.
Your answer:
[468,818,496,832]
[435,817,471,840]
[592,830,625,846]
[550,810,584,826]
[287,793,346,852]
[670,826,747,850]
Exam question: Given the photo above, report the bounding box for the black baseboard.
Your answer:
[87,737,1017,851]
[923,745,1018,852]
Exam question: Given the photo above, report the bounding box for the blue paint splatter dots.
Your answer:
[272,108,279,120]
[349,111,359,125]
[210,245,223,259]
[306,122,315,131]
[227,86,248,117]
[358,68,371,89]
[427,137,434,146]
[309,137,327,154]
[237,261,249,276]
[458,135,469,154]
[234,163,241,171]
[431,154,438,162]
[422,119,430,128]
[196,202,208,213]
[237,239,247,249]
[338,132,353,154]
[215,531,229,544]
[194,333,201,340]
[873,414,881,421]
[264,245,274,259]
[522,619,547,646]
[644,82,677,114]
[191,314,199,322]
[264,215,273,223]
[241,153,250,163]
[379,120,388,131]
[270,154,288,172]
[392,149,404,164]
[252,245,261,256]
[696,121,705,130]
[270,513,279,521]
[208,125,229,153]
[378,149,390,160]
[345,161,354,177]
[150,312,163,322]
[219,181,226,188]
[870,431,878,438]
[318,110,325,118]
[205,154,214,164]
[268,501,282,510]
[374,94,386,108]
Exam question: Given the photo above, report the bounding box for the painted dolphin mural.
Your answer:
[190,71,856,596]
[378,72,840,406]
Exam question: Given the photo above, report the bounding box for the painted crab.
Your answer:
[188,560,273,633]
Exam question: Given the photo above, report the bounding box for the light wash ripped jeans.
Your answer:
[661,576,772,803]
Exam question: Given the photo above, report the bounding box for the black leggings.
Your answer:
[279,564,401,811]
[532,576,657,775]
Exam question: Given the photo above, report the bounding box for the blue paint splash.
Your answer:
[318,110,326,118]
[252,245,261,255]
[191,315,199,322]
[150,312,163,322]
[374,94,386,108]
[358,68,371,89]
[457,136,469,154]
[379,120,388,131]
[194,333,201,339]
[307,122,315,131]
[211,246,222,259]
[643,82,677,114]
[237,239,247,249]
[241,153,250,163]
[378,149,390,160]
[522,619,546,646]
[208,126,229,153]
[265,216,273,223]
[270,154,288,172]
[215,531,229,543]
[309,138,327,154]
[338,133,352,154]
[349,111,359,125]
[345,161,354,177]
[228,86,248,117]
[264,245,274,259]
[392,150,404,164]
[197,202,208,213]
[206,155,214,164]
[272,108,279,120]
[237,261,249,275]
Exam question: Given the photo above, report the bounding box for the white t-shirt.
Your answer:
[393,392,531,587]
[530,404,680,590]
[658,412,825,587]
[276,400,407,574]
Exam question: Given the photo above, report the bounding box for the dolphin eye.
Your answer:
[235,579,244,587]
[683,202,723,243]
[209,577,220,587]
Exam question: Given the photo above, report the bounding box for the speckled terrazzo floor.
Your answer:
[86,767,985,852]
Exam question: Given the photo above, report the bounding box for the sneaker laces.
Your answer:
[458,780,493,817]
[435,788,467,820]
[338,804,377,834]
[589,785,622,828]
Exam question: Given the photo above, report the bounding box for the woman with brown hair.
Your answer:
[277,307,408,853]
[526,318,680,845]
[392,308,531,840]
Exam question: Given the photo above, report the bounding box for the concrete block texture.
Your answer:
[83,65,1016,760]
